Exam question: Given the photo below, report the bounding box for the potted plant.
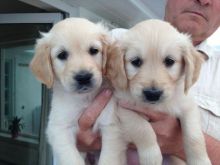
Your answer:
[8,116,24,139]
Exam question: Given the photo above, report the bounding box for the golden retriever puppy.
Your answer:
[30,18,120,165]
[107,19,211,165]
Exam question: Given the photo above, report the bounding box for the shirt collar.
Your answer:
[196,40,215,58]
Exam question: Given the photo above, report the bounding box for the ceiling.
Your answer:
[64,0,166,27]
[0,0,45,13]
[0,0,166,28]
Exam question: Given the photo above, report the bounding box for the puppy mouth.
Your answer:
[141,95,164,104]
[75,84,95,94]
[72,70,100,94]
[143,99,163,105]
[74,79,99,94]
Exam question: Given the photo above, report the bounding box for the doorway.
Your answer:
[0,13,64,165]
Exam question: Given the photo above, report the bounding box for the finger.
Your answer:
[79,89,112,130]
[119,100,165,122]
[150,122,161,133]
[127,149,139,165]
[119,100,146,113]
[77,130,100,146]
[144,111,166,122]
[128,143,137,150]
[90,137,101,150]
[77,136,101,152]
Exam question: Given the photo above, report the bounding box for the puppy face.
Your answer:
[107,20,203,105]
[30,18,109,93]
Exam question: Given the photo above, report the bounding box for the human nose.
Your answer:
[196,0,212,6]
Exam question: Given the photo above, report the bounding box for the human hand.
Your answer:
[119,101,185,159]
[77,89,112,152]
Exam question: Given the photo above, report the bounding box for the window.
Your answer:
[0,44,42,139]
[0,13,63,165]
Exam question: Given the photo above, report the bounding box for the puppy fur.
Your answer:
[30,18,121,165]
[106,19,211,165]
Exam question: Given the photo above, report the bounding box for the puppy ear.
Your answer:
[183,45,204,94]
[100,34,111,74]
[30,37,54,88]
[106,42,128,90]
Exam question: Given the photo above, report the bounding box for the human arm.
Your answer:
[77,89,112,151]
[119,101,220,165]
[205,134,220,165]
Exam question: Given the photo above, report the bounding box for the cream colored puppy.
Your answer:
[30,18,120,165]
[107,19,211,165]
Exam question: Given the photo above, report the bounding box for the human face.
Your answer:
[165,0,220,45]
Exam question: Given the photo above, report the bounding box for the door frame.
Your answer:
[0,13,63,24]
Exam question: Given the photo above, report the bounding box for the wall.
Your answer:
[0,135,38,165]
[79,7,119,29]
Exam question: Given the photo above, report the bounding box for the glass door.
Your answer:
[0,13,64,165]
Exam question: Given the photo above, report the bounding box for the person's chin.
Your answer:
[176,16,207,35]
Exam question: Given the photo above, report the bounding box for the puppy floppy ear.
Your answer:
[106,42,128,90]
[30,36,54,88]
[183,45,204,94]
[100,34,111,74]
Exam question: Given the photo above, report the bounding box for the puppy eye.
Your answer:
[130,57,143,68]
[57,50,68,60]
[89,47,99,56]
[164,56,175,67]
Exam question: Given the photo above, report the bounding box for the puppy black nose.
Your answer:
[143,88,163,102]
[74,71,93,85]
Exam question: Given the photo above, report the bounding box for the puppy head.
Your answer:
[107,19,204,104]
[30,18,109,93]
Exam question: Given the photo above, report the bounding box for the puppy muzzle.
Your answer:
[142,87,163,103]
[73,70,94,93]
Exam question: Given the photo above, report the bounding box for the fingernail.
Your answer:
[103,89,112,96]
[83,131,96,145]
[85,136,95,146]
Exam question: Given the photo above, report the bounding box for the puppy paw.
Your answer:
[187,158,211,165]
[59,156,85,165]
[139,146,162,165]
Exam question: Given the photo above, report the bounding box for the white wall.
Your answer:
[79,7,119,29]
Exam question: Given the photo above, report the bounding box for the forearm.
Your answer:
[205,133,220,165]
[173,133,220,165]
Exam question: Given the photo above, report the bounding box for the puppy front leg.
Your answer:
[180,106,211,165]
[119,109,162,165]
[98,125,127,165]
[47,124,84,165]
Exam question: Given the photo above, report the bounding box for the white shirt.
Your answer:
[193,40,220,116]
[191,38,220,140]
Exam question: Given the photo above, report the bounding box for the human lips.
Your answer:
[184,10,208,21]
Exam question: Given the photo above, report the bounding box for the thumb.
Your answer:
[79,89,112,130]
